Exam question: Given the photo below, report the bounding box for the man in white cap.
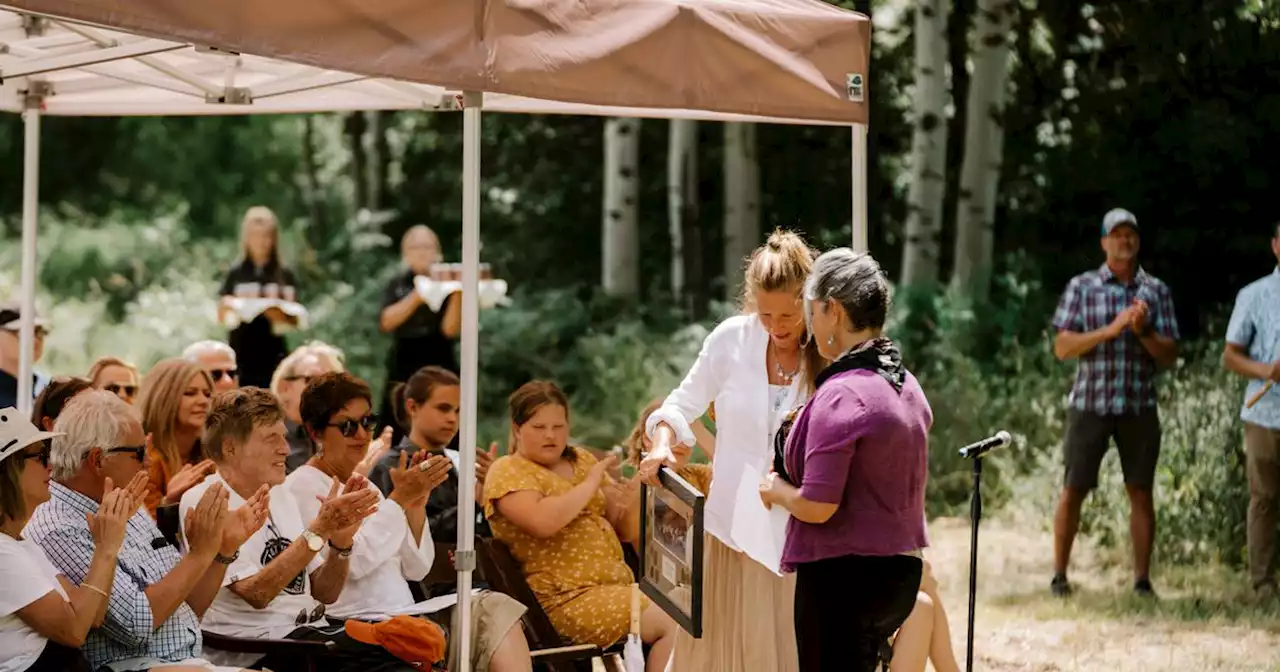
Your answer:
[1048,208,1179,598]
[0,299,50,409]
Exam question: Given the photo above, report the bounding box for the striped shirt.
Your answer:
[1051,264,1179,415]
[24,482,202,670]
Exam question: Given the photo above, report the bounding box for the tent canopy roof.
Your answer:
[0,0,870,124]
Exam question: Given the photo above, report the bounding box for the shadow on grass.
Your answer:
[991,563,1280,631]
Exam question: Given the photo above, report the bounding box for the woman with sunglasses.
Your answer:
[284,372,533,672]
[0,407,133,672]
[138,359,217,516]
[87,357,140,405]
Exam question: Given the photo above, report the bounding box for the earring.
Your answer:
[826,335,835,347]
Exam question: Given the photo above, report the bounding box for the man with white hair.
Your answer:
[183,340,239,393]
[25,390,267,672]
[270,341,346,473]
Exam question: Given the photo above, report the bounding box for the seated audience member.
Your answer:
[31,377,93,432]
[25,391,265,672]
[139,359,217,516]
[184,388,408,671]
[270,341,347,473]
[0,406,130,672]
[484,381,676,672]
[88,357,140,406]
[285,372,532,672]
[369,366,492,546]
[181,341,239,394]
[0,301,50,409]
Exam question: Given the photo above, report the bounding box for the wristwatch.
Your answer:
[213,550,239,565]
[329,540,354,559]
[301,529,325,553]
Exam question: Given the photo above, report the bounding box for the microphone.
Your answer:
[958,431,1012,459]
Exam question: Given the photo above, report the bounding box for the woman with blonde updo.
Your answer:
[638,229,823,672]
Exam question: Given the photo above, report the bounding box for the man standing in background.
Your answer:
[1048,208,1179,598]
[1222,222,1280,600]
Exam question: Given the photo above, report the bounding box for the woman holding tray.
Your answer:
[216,205,301,389]
[638,229,823,672]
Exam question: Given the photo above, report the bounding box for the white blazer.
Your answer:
[647,314,806,562]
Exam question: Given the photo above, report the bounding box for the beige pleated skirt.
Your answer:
[669,533,799,672]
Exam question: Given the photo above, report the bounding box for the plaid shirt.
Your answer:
[1226,267,1280,430]
[24,482,202,670]
[1051,264,1179,415]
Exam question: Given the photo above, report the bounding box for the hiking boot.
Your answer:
[1133,578,1157,598]
[1050,573,1072,597]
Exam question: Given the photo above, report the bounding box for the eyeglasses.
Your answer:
[328,415,377,438]
[24,445,50,468]
[296,603,326,626]
[283,374,314,385]
[209,368,238,382]
[104,383,138,397]
[106,445,146,462]
[2,326,47,338]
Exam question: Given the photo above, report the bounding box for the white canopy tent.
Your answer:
[2,3,870,670]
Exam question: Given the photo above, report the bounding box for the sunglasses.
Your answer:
[24,445,50,468]
[106,445,146,462]
[296,604,327,626]
[329,415,378,438]
[209,368,238,382]
[104,383,138,397]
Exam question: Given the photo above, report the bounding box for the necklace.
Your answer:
[771,341,800,384]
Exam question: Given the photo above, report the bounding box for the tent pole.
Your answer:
[455,89,483,672]
[851,124,868,253]
[17,98,41,416]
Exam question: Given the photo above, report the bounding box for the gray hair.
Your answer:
[183,339,236,364]
[269,340,346,395]
[803,248,891,333]
[51,390,139,480]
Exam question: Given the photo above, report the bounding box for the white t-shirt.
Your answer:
[283,466,435,620]
[180,473,323,642]
[0,534,69,672]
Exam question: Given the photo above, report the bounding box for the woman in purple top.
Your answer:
[760,249,932,672]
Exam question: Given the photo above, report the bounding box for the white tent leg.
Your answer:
[455,89,483,672]
[851,124,868,253]
[17,103,41,416]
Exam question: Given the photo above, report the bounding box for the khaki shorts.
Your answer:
[440,591,527,672]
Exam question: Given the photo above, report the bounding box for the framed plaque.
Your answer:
[639,467,705,637]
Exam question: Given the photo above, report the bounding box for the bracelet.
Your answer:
[329,540,354,558]
[82,583,111,599]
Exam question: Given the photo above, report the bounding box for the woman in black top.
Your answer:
[217,206,300,389]
[377,225,461,443]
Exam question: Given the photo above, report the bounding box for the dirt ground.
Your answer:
[925,515,1280,672]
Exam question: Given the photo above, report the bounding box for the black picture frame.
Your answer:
[639,466,705,637]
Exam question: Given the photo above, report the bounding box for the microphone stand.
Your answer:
[963,451,983,672]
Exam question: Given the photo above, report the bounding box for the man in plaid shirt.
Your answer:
[1049,208,1179,598]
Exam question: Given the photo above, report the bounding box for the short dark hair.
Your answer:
[203,387,284,461]
[300,372,373,436]
[31,376,93,429]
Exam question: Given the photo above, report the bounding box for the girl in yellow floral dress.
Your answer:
[483,381,678,672]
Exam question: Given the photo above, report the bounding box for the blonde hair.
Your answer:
[270,341,346,395]
[741,229,825,393]
[624,398,665,467]
[239,205,284,271]
[138,358,213,477]
[87,356,138,386]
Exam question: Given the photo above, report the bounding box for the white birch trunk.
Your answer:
[950,0,1015,301]
[722,122,760,300]
[668,119,698,299]
[602,117,641,297]
[899,0,951,288]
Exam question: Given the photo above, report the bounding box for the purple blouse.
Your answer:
[780,368,932,571]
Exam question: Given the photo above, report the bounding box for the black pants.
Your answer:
[25,641,89,672]
[794,554,923,672]
[254,621,438,672]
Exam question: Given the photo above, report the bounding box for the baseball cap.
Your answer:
[0,299,49,331]
[1101,208,1139,235]
[0,407,62,463]
[345,615,447,667]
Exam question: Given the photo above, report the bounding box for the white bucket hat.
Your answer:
[0,406,62,463]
